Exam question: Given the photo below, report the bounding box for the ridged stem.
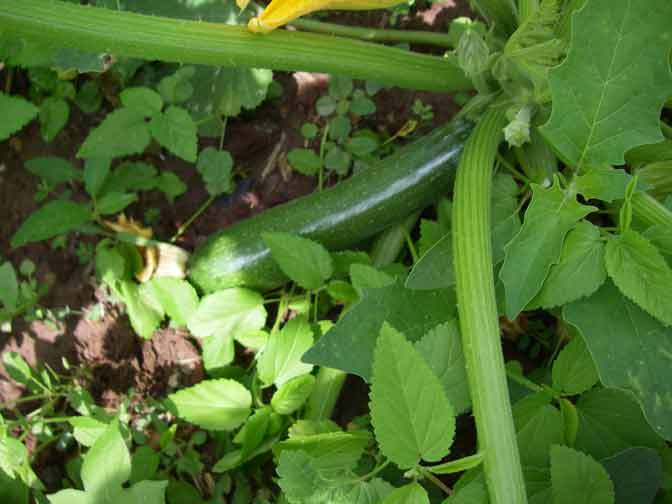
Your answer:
[291,18,455,48]
[0,0,471,93]
[632,192,672,229]
[452,106,527,503]
[517,0,539,23]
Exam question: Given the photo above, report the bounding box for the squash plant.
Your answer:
[1,0,672,503]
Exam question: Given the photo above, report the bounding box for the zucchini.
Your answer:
[189,119,472,292]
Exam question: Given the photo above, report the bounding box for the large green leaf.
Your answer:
[187,288,266,340]
[303,285,456,381]
[406,235,454,290]
[381,483,429,504]
[550,445,614,504]
[263,232,333,290]
[11,199,92,248]
[573,388,664,460]
[565,282,672,439]
[531,220,606,309]
[78,108,151,159]
[601,447,662,504]
[605,230,672,326]
[541,0,672,168]
[513,394,564,468]
[168,379,251,431]
[257,317,314,387]
[148,106,197,162]
[370,324,455,469]
[0,93,38,141]
[500,180,594,319]
[551,335,599,396]
[80,421,131,497]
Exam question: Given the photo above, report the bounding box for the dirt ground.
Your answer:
[0,1,469,410]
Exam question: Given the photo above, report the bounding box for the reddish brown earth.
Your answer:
[0,0,469,411]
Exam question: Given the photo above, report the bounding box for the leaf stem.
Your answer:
[171,194,217,243]
[452,106,527,503]
[422,469,453,496]
[290,18,455,48]
[631,192,672,229]
[0,0,471,93]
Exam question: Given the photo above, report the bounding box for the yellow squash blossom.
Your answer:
[244,0,404,33]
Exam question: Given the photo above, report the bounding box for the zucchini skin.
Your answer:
[189,119,472,292]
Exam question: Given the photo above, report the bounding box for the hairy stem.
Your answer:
[0,0,471,93]
[291,18,454,48]
[452,106,527,503]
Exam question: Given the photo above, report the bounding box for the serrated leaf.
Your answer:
[11,199,92,248]
[414,321,470,414]
[541,0,672,168]
[196,147,233,196]
[187,288,266,339]
[149,106,197,162]
[575,167,634,203]
[39,97,69,142]
[200,331,235,373]
[0,92,38,141]
[120,480,167,504]
[120,87,163,117]
[552,336,599,395]
[168,379,251,431]
[81,421,131,496]
[263,232,333,290]
[406,234,454,290]
[78,108,151,159]
[349,263,394,294]
[605,229,672,326]
[188,66,272,118]
[276,450,322,503]
[271,374,315,415]
[382,483,429,504]
[140,277,198,326]
[156,172,186,203]
[24,156,79,186]
[572,387,665,460]
[513,394,564,467]
[550,445,615,504]
[304,285,456,380]
[118,281,162,339]
[531,220,607,309]
[257,317,314,387]
[370,324,455,469]
[234,407,271,461]
[274,431,371,472]
[601,447,662,504]
[500,179,595,319]
[565,283,672,439]
[100,161,157,194]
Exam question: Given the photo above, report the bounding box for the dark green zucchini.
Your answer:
[189,119,472,292]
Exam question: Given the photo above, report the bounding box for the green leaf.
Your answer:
[156,172,186,203]
[271,374,316,415]
[513,394,564,467]
[188,66,272,117]
[11,199,92,248]
[84,158,111,197]
[349,94,376,116]
[187,288,266,339]
[157,67,195,104]
[78,108,151,159]
[316,96,337,116]
[345,136,378,157]
[274,431,371,472]
[118,281,162,339]
[406,234,454,290]
[257,317,314,387]
[140,277,199,326]
[370,324,455,468]
[196,147,234,196]
[81,421,131,496]
[121,480,167,504]
[24,156,79,186]
[531,220,607,309]
[349,264,394,294]
[605,230,672,326]
[287,148,322,176]
[414,320,470,415]
[550,445,615,504]
[3,352,36,390]
[500,180,595,319]
[276,450,322,503]
[39,97,69,142]
[0,92,38,141]
[234,407,271,461]
[0,262,18,313]
[443,472,487,503]
[168,379,251,431]
[76,80,102,115]
[120,87,163,117]
[572,388,665,460]
[575,167,634,203]
[263,232,333,290]
[68,417,108,447]
[101,161,157,194]
[149,106,197,162]
[601,447,662,504]
[552,336,599,395]
[540,0,672,168]
[381,483,429,504]
[324,145,351,175]
[95,192,137,215]
[491,173,522,265]
[304,285,456,381]
[200,332,235,373]
[47,489,92,504]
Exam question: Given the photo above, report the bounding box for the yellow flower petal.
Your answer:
[248,0,402,33]
[237,0,251,10]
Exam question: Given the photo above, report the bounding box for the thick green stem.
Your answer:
[0,0,471,93]
[452,107,527,503]
[632,192,672,229]
[291,18,454,48]
[517,0,539,23]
